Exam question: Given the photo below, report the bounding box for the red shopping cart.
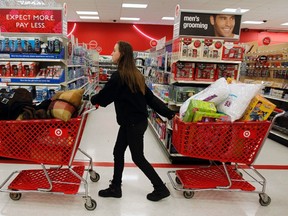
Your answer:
[167,108,285,206]
[0,101,99,211]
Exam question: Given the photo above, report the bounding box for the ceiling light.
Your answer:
[122,3,147,8]
[242,21,264,24]
[120,17,140,21]
[76,11,98,15]
[79,16,99,20]
[17,0,45,5]
[222,8,249,13]
[281,22,288,26]
[162,17,174,20]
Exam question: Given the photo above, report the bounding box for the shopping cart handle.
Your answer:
[274,108,285,114]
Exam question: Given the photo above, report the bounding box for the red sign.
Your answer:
[0,9,63,34]
[150,40,157,47]
[262,37,271,45]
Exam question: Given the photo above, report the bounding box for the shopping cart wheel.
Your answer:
[259,193,271,206]
[9,192,22,201]
[183,191,195,199]
[85,198,97,211]
[89,170,100,182]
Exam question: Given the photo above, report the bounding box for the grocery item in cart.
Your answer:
[180,77,229,119]
[182,99,217,122]
[217,83,263,122]
[48,88,85,121]
[241,94,276,121]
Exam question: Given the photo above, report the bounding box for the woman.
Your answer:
[90,41,175,201]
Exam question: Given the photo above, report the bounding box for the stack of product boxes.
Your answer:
[171,37,244,82]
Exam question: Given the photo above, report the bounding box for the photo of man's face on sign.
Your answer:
[210,14,239,39]
[177,11,242,41]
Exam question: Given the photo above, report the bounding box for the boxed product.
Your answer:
[183,99,217,122]
[1,38,11,53]
[171,37,202,61]
[241,94,276,121]
[10,62,23,77]
[192,111,228,122]
[22,62,38,77]
[170,85,204,103]
[216,64,238,79]
[194,63,217,81]
[222,42,244,61]
[0,62,11,77]
[172,61,195,81]
[201,39,223,60]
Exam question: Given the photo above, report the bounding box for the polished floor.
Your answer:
[0,104,287,216]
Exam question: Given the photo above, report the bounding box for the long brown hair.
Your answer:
[116,41,146,95]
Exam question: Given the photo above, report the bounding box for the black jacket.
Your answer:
[91,71,174,126]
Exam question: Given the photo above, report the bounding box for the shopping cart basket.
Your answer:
[167,108,285,206]
[0,101,99,211]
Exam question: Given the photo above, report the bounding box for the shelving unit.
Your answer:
[240,43,288,146]
[0,4,68,102]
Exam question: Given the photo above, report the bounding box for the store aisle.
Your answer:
[0,104,288,216]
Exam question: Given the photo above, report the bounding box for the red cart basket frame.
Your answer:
[0,101,100,211]
[167,109,285,206]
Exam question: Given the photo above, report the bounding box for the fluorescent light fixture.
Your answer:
[122,3,147,8]
[76,11,98,15]
[242,21,264,24]
[17,0,45,5]
[162,17,174,20]
[79,16,99,20]
[120,17,140,21]
[222,8,249,13]
[281,22,288,26]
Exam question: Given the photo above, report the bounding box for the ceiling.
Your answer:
[5,0,288,31]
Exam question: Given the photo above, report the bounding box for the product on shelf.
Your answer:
[222,43,244,61]
[216,64,238,79]
[194,63,217,81]
[0,62,11,77]
[172,61,194,80]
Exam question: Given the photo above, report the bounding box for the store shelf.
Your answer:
[268,130,288,147]
[263,95,288,102]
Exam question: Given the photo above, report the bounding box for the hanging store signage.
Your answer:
[173,10,242,41]
[0,8,63,34]
[262,37,271,45]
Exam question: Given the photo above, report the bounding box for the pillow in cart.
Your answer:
[217,83,263,122]
[48,88,85,121]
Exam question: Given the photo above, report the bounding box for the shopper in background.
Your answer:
[90,41,175,201]
[210,14,239,39]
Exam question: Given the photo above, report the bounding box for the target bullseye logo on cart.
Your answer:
[50,128,68,138]
[243,130,251,138]
[55,129,63,137]
[240,129,256,139]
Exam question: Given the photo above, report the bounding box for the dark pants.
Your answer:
[111,119,164,188]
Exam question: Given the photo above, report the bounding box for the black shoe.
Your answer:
[98,184,122,198]
[147,184,170,201]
